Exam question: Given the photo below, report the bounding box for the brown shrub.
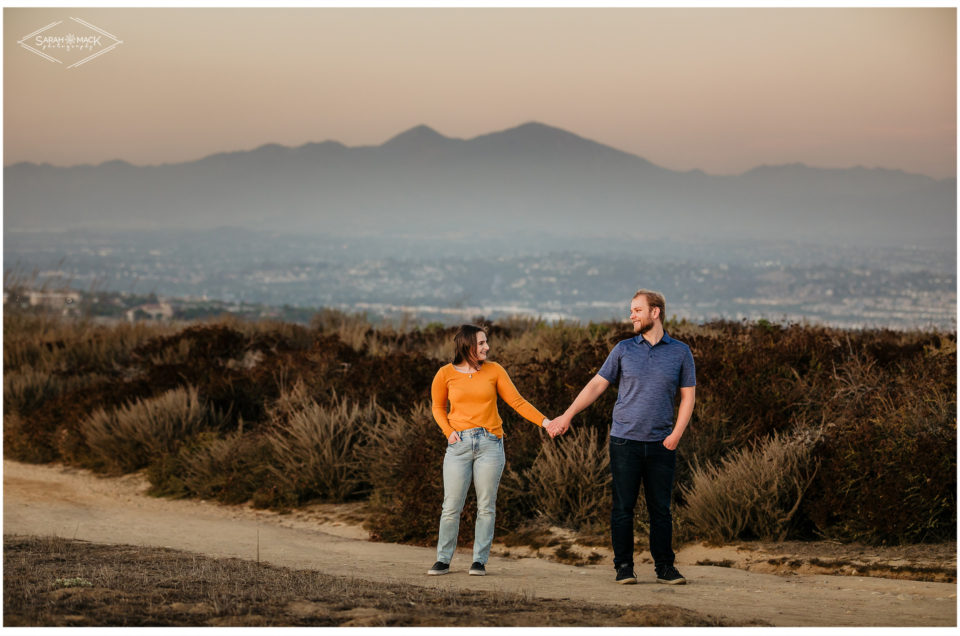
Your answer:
[264,384,381,504]
[524,426,611,529]
[149,428,274,504]
[4,313,170,375]
[679,430,820,543]
[362,403,447,545]
[801,339,956,544]
[805,400,956,542]
[3,312,954,546]
[4,367,74,418]
[80,385,224,474]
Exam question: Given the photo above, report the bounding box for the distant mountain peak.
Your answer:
[469,121,659,170]
[489,121,586,142]
[512,121,568,133]
[98,159,134,168]
[382,124,451,148]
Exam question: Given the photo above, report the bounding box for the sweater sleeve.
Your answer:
[494,364,546,427]
[431,368,455,438]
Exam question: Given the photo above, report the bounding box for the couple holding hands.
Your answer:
[428,290,696,585]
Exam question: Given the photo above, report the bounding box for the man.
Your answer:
[547,289,695,585]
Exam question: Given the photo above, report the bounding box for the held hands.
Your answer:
[545,414,571,438]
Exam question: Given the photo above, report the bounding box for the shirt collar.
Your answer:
[635,332,673,347]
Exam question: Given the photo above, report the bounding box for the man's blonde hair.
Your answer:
[633,289,666,322]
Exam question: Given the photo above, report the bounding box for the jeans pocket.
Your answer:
[610,436,628,446]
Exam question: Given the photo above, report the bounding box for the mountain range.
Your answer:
[5,122,955,247]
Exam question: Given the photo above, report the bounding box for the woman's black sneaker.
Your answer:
[656,565,687,585]
[468,562,486,576]
[615,564,637,584]
[427,561,450,575]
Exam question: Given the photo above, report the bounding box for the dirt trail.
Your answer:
[3,460,955,627]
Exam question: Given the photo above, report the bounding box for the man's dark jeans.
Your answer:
[609,435,676,571]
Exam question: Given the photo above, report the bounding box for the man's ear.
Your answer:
[652,306,661,321]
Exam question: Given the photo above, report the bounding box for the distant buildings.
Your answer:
[125,302,174,322]
[3,290,82,316]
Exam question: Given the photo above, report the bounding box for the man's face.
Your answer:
[630,296,658,334]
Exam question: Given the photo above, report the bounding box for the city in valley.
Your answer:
[4,229,955,331]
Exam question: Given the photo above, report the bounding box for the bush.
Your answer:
[679,431,820,543]
[676,323,956,545]
[80,385,224,474]
[2,368,108,464]
[149,429,274,504]
[16,375,155,465]
[799,342,956,544]
[4,367,67,417]
[3,313,954,547]
[2,414,41,463]
[805,399,956,544]
[264,384,381,504]
[3,313,172,375]
[363,402,447,545]
[524,426,611,529]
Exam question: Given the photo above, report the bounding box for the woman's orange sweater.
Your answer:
[431,361,545,439]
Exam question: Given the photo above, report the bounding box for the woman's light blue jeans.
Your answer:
[435,427,505,565]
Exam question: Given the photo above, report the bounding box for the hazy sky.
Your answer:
[4,6,956,178]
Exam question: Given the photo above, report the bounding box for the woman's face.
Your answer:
[475,331,490,362]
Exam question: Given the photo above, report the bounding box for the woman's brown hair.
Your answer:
[452,324,486,368]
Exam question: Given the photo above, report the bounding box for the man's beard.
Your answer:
[634,319,653,334]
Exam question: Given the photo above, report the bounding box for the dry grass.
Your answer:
[174,430,273,504]
[4,367,66,417]
[525,426,611,529]
[3,313,954,545]
[359,400,436,490]
[680,431,820,543]
[4,366,107,419]
[319,312,446,357]
[3,312,172,374]
[265,383,381,502]
[494,322,605,365]
[80,385,224,474]
[3,535,756,627]
[309,308,384,353]
[220,315,317,351]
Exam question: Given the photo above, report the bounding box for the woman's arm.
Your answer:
[430,369,457,439]
[494,365,547,427]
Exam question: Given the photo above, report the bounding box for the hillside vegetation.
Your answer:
[4,310,955,546]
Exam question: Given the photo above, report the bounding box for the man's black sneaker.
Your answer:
[427,561,450,575]
[656,565,687,585]
[615,564,637,585]
[468,562,486,576]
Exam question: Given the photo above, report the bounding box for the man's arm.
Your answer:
[662,386,695,450]
[546,374,610,437]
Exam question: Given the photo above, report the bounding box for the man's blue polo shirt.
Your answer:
[597,332,696,442]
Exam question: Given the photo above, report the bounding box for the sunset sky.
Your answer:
[4,6,956,178]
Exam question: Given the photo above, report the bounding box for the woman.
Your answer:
[427,324,549,577]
